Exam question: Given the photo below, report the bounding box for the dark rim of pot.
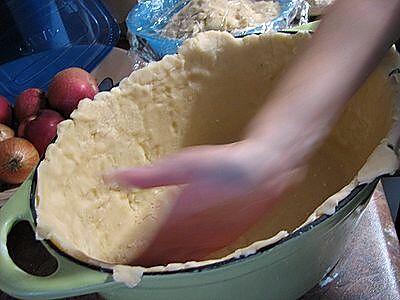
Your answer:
[29,162,378,276]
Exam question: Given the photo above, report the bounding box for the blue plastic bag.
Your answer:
[126,0,309,61]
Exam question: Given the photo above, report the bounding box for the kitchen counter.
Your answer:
[0,182,399,300]
[301,182,400,299]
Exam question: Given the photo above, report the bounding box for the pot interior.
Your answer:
[36,32,396,266]
[173,39,394,259]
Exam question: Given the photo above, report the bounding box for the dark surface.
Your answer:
[382,177,400,234]
[0,183,399,300]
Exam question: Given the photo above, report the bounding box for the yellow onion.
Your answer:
[0,124,14,142]
[0,137,39,184]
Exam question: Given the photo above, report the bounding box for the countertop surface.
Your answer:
[301,182,400,299]
[0,183,399,300]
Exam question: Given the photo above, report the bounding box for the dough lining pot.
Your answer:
[1,25,400,299]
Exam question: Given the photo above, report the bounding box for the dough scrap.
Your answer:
[163,0,280,39]
[307,0,335,16]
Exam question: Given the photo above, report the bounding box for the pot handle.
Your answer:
[0,178,111,299]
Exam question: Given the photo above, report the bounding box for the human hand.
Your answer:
[104,138,305,266]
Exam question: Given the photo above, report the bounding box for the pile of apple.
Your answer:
[0,67,98,189]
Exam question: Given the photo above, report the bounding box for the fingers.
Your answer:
[103,146,214,189]
[103,164,192,189]
[171,181,235,217]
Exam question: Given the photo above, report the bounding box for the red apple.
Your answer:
[17,116,36,137]
[15,88,47,122]
[48,67,98,117]
[0,95,12,126]
[24,109,64,156]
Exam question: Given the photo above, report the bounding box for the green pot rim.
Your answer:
[29,159,377,276]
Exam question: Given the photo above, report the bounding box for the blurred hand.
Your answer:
[104,138,306,266]
[104,0,400,266]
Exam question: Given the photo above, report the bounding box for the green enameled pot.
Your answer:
[0,21,390,300]
[0,171,380,299]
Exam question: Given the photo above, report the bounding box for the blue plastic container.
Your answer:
[126,0,306,61]
[0,0,120,104]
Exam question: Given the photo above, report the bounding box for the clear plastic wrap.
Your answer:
[162,0,282,40]
[97,50,149,91]
[126,0,309,61]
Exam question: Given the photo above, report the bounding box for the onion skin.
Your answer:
[0,137,39,184]
[0,124,14,142]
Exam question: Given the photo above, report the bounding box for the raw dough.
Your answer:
[308,0,334,16]
[36,31,400,273]
[163,0,280,39]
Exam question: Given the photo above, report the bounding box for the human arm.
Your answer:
[105,0,400,265]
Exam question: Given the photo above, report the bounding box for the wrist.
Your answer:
[244,109,332,171]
